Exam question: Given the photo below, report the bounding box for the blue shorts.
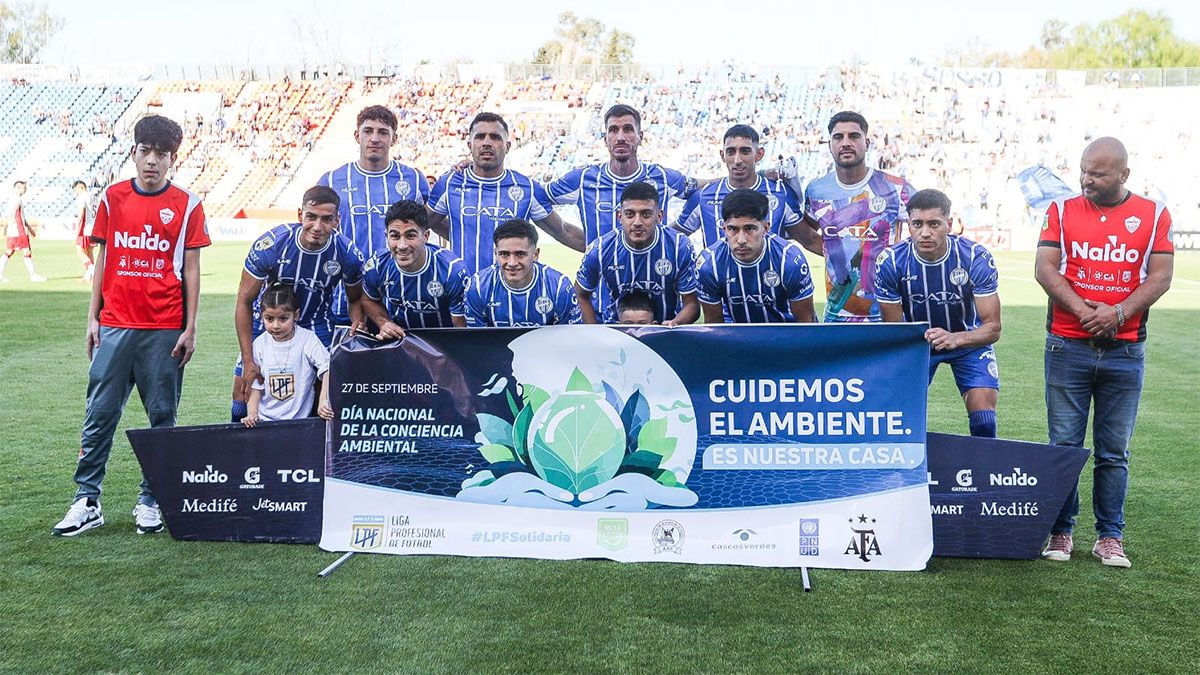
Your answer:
[930,345,1000,394]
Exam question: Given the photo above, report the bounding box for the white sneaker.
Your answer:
[133,503,164,534]
[52,498,104,536]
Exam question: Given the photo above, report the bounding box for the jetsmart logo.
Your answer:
[1071,236,1140,263]
[989,467,1038,486]
[182,465,228,484]
[113,225,171,252]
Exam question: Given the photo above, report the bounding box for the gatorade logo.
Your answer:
[113,225,171,252]
[1071,236,1140,263]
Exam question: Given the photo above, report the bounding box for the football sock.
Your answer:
[231,400,248,424]
[969,409,997,438]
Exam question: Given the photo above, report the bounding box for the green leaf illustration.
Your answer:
[636,418,676,458]
[522,383,550,411]
[505,389,520,417]
[619,450,664,476]
[566,367,592,393]
[654,468,678,487]
[512,405,534,462]
[528,392,625,493]
[478,443,517,464]
[477,413,514,447]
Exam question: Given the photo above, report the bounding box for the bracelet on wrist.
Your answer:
[1114,303,1126,327]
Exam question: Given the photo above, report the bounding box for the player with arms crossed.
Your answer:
[232,186,365,422]
[360,199,468,339]
[675,124,803,249]
[319,105,428,319]
[576,182,699,326]
[465,219,580,327]
[875,188,1001,438]
[696,189,815,324]
[53,115,210,537]
[428,112,583,273]
[792,111,914,323]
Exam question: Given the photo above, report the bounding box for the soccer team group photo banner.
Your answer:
[319,324,934,571]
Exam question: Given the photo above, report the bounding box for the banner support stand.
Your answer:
[318,551,356,578]
[801,566,813,592]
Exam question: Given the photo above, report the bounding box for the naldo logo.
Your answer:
[990,468,1038,486]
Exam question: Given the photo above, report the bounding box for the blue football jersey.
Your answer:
[243,223,366,345]
[676,176,802,249]
[576,226,698,323]
[696,233,814,323]
[874,235,998,334]
[429,168,555,274]
[546,161,696,244]
[465,262,581,327]
[319,160,429,317]
[360,243,467,329]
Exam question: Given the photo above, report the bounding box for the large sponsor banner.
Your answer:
[320,324,933,570]
[129,419,325,543]
[927,433,1089,559]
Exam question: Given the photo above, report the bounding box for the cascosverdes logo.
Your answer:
[113,225,170,252]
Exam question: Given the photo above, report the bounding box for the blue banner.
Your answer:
[129,419,325,543]
[320,324,933,570]
[927,433,1089,559]
[1017,165,1075,211]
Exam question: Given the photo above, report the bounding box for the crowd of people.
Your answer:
[44,88,1176,574]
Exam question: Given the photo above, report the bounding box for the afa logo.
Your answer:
[844,514,882,563]
[323,260,341,276]
[507,185,525,202]
[363,256,377,272]
[350,515,385,550]
[395,179,411,198]
[652,520,685,554]
[534,295,554,314]
[427,280,445,298]
[654,258,674,276]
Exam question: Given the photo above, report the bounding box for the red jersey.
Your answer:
[91,180,210,329]
[1039,192,1173,342]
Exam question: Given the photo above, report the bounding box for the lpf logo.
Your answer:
[844,514,882,563]
[351,515,385,550]
[269,373,295,401]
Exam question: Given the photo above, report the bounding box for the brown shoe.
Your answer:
[1041,532,1073,561]
[1092,537,1131,568]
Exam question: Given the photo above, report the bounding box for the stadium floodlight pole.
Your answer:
[318,551,355,578]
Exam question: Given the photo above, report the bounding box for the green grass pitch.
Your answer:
[1,240,1197,672]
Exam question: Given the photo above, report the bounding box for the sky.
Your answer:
[37,0,1200,69]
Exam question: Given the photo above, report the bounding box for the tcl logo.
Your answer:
[1071,236,1140,263]
[277,469,321,483]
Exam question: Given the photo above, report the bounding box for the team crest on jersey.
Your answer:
[1122,270,1132,283]
[535,295,554,314]
[268,373,295,401]
[507,186,525,202]
[323,260,341,276]
[395,180,411,198]
[363,256,377,272]
[159,208,175,225]
[949,267,969,286]
[762,270,781,288]
[655,258,674,276]
[1124,216,1141,233]
[426,280,444,298]
[254,235,275,252]
[868,194,886,214]
[875,250,888,267]
[767,194,779,212]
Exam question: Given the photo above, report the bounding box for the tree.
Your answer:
[1046,9,1200,67]
[0,1,63,64]
[530,12,637,66]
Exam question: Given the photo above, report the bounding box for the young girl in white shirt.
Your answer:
[241,282,333,426]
